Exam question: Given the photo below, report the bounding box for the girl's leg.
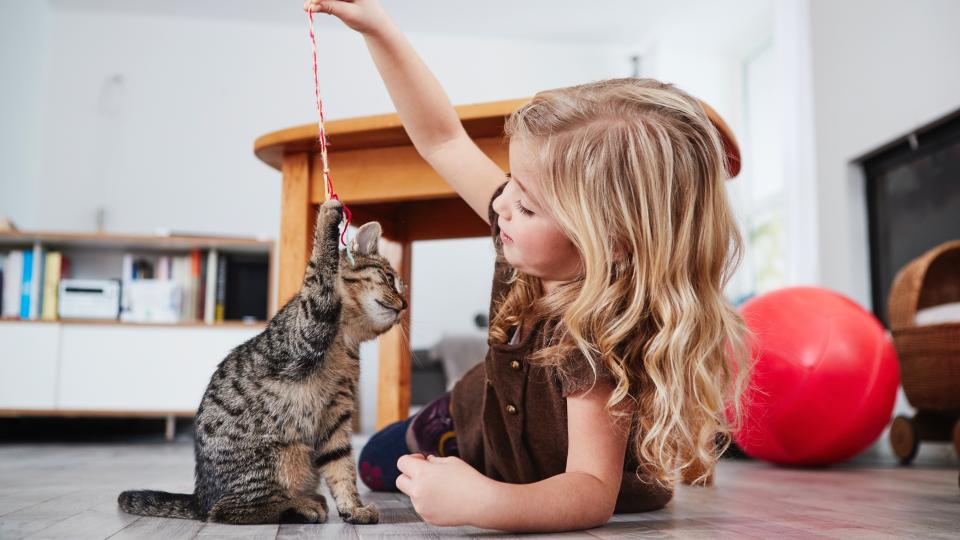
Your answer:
[357,392,456,492]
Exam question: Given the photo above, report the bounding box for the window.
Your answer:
[726,42,787,306]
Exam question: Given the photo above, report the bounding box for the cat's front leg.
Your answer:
[285,199,344,375]
[314,417,379,524]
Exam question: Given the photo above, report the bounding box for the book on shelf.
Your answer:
[41,251,62,320]
[191,250,202,320]
[20,249,33,319]
[215,253,227,322]
[1,251,23,318]
[204,250,216,324]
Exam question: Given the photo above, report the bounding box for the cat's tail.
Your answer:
[118,489,200,520]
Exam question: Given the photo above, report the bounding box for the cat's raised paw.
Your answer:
[321,198,343,210]
[319,199,344,224]
[340,503,379,525]
[316,199,344,233]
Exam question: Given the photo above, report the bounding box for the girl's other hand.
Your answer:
[395,454,491,527]
[303,0,391,36]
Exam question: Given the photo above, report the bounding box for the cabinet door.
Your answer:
[0,323,60,409]
[58,325,261,412]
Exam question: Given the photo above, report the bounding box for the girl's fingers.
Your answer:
[305,0,350,16]
[303,0,331,13]
[395,473,412,495]
[304,0,376,33]
[396,453,425,475]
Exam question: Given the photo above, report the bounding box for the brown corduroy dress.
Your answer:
[450,182,673,514]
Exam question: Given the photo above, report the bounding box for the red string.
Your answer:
[307,9,351,247]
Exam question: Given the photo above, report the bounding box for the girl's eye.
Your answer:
[513,200,534,217]
[506,172,534,216]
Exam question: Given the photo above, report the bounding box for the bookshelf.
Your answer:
[0,231,275,438]
[0,231,275,324]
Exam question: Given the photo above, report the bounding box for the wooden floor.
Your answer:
[0,437,957,539]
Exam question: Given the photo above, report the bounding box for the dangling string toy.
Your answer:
[306,7,356,266]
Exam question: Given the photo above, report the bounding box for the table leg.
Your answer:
[277,153,314,310]
[376,236,412,429]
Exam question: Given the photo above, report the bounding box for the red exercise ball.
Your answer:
[730,287,900,465]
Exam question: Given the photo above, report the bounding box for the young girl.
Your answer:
[305,0,751,533]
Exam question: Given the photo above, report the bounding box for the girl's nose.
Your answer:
[492,192,509,220]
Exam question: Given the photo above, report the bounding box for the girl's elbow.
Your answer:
[576,476,618,529]
[579,500,616,530]
[598,505,617,527]
[576,513,613,532]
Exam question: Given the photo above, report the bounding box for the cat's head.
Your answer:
[338,221,408,339]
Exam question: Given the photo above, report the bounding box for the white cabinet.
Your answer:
[0,323,61,409]
[0,321,262,415]
[58,324,259,412]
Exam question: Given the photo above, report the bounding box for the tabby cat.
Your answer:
[119,199,406,524]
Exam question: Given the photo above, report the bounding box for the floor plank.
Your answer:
[107,516,204,540]
[21,498,140,540]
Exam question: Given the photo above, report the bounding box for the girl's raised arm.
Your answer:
[307,0,506,223]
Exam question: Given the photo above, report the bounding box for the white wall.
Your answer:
[808,0,960,309]
[0,0,50,229]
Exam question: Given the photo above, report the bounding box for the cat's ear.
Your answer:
[351,221,382,256]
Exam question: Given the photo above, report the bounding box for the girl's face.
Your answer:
[493,138,582,292]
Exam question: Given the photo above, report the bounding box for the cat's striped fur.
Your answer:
[118,199,406,524]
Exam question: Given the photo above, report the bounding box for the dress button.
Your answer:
[510,360,521,371]
[506,404,518,415]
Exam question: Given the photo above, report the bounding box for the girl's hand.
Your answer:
[396,453,491,527]
[303,0,391,36]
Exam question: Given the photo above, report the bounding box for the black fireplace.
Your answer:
[862,108,960,327]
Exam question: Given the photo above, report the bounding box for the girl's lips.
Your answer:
[500,229,513,243]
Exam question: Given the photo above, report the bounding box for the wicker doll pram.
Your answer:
[886,239,960,464]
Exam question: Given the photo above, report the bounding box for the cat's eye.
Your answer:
[378,270,401,291]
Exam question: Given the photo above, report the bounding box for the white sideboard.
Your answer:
[0,321,263,437]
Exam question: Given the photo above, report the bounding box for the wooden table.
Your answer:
[254,99,526,429]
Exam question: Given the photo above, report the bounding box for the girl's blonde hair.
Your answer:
[491,77,753,489]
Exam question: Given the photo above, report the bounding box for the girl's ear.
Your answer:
[351,222,382,255]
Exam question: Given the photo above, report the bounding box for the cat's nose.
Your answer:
[399,298,408,311]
